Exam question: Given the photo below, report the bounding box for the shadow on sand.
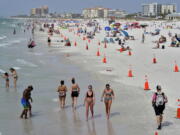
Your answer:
[110,112,120,118]
[162,121,173,127]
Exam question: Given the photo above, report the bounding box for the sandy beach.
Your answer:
[0,18,180,135]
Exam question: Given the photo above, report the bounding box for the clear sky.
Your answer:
[0,0,179,16]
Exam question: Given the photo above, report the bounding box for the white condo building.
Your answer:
[82,7,126,18]
[142,3,176,17]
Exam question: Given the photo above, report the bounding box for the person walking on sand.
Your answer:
[48,37,51,46]
[152,85,168,130]
[1,72,9,88]
[9,68,18,88]
[101,84,115,119]
[57,80,67,109]
[71,78,80,109]
[84,85,95,121]
[142,33,145,43]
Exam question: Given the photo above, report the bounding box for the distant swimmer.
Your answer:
[84,85,95,121]
[152,85,168,130]
[28,40,36,48]
[47,37,51,46]
[1,72,9,88]
[71,78,80,110]
[13,28,16,35]
[9,68,18,88]
[101,84,115,119]
[57,80,67,109]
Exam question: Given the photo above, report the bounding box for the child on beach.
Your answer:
[1,72,9,88]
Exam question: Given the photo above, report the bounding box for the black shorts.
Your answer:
[154,105,165,116]
[71,91,79,97]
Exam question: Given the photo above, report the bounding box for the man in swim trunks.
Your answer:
[20,85,33,119]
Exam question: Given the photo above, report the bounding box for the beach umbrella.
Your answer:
[140,24,148,28]
[155,29,160,32]
[121,30,129,37]
[112,28,118,31]
[114,23,121,26]
[105,26,111,31]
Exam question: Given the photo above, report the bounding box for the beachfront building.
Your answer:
[161,4,176,15]
[108,9,127,18]
[142,3,177,17]
[30,6,49,17]
[166,13,180,20]
[41,6,49,17]
[82,7,109,18]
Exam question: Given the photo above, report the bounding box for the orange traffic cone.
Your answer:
[128,50,132,56]
[155,131,158,135]
[96,49,100,56]
[153,57,157,64]
[104,42,107,48]
[74,41,77,46]
[120,48,123,52]
[102,55,107,63]
[128,69,133,77]
[128,65,133,77]
[144,75,150,90]
[86,44,89,50]
[174,61,179,72]
[88,39,91,43]
[177,99,180,119]
[153,54,157,64]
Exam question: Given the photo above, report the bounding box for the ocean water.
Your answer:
[0,18,103,135]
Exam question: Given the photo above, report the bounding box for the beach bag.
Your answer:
[155,92,165,106]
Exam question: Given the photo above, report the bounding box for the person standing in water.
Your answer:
[1,72,9,88]
[20,88,29,119]
[57,80,67,109]
[84,85,95,121]
[9,68,18,88]
[71,78,80,109]
[27,85,33,117]
[20,85,33,119]
[13,28,16,35]
[101,84,115,119]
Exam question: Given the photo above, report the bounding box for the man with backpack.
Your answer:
[152,85,168,130]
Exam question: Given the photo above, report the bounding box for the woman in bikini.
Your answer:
[57,80,67,109]
[101,84,115,119]
[71,78,80,109]
[84,85,95,121]
[9,68,18,88]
